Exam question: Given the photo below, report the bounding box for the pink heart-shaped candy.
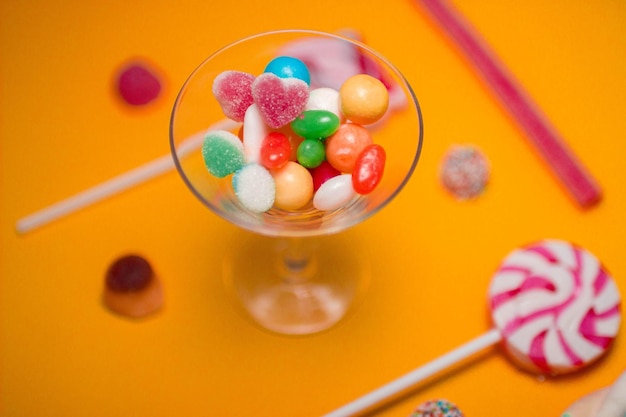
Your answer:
[212,70,255,122]
[252,73,309,129]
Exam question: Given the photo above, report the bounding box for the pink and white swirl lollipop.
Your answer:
[490,239,621,375]
[323,239,621,417]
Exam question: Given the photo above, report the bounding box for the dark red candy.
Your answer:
[105,255,154,292]
[310,160,341,192]
[117,63,162,106]
[352,144,386,194]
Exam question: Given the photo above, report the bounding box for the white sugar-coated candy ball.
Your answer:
[243,103,269,164]
[313,174,356,211]
[232,164,275,213]
[305,87,343,120]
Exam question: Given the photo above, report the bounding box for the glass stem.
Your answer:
[276,237,318,285]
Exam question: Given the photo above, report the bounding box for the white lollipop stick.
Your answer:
[322,329,501,417]
[16,119,238,234]
[596,370,626,417]
[324,240,621,417]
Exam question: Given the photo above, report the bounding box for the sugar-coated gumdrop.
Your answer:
[340,74,389,125]
[325,123,374,173]
[117,62,162,106]
[313,174,356,211]
[440,145,490,200]
[411,399,464,417]
[264,56,311,85]
[310,161,341,192]
[305,87,343,120]
[260,132,291,169]
[290,110,340,140]
[352,144,386,194]
[252,73,309,129]
[201,130,245,178]
[297,139,325,169]
[232,164,275,213]
[271,161,313,211]
[212,70,255,122]
[243,103,270,164]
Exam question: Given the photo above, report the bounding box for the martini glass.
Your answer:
[169,29,423,335]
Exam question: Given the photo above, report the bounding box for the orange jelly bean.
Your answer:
[325,123,373,173]
[339,74,389,125]
[271,161,313,210]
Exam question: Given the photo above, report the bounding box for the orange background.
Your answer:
[2,1,625,416]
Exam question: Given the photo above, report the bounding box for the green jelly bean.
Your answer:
[297,138,325,168]
[290,110,340,140]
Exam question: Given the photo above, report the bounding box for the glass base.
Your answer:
[223,231,370,335]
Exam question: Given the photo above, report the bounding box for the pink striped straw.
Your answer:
[415,0,602,207]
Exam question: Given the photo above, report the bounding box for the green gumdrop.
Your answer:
[201,130,245,178]
[297,138,325,168]
[290,110,340,140]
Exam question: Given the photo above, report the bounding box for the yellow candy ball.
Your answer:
[271,161,313,210]
[339,74,389,125]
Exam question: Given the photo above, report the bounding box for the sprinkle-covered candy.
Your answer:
[411,399,464,417]
[201,130,245,178]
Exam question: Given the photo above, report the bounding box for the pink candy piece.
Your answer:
[212,70,255,122]
[489,239,621,375]
[251,73,309,129]
[117,62,162,106]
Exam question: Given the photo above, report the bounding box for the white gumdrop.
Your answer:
[232,164,275,213]
[313,174,356,211]
[242,103,269,164]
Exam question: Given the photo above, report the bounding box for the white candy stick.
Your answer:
[16,119,238,234]
[596,370,626,417]
[322,329,502,417]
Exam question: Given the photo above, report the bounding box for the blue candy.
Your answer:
[264,56,310,85]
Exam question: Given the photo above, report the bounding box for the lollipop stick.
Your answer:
[16,119,238,234]
[322,328,501,417]
[415,0,602,207]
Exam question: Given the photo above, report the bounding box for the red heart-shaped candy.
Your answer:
[252,73,309,129]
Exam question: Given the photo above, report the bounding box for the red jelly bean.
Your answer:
[260,132,291,169]
[352,144,386,194]
[310,161,341,192]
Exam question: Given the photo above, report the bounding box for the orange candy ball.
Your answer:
[325,123,373,173]
[271,161,313,210]
[339,74,389,125]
